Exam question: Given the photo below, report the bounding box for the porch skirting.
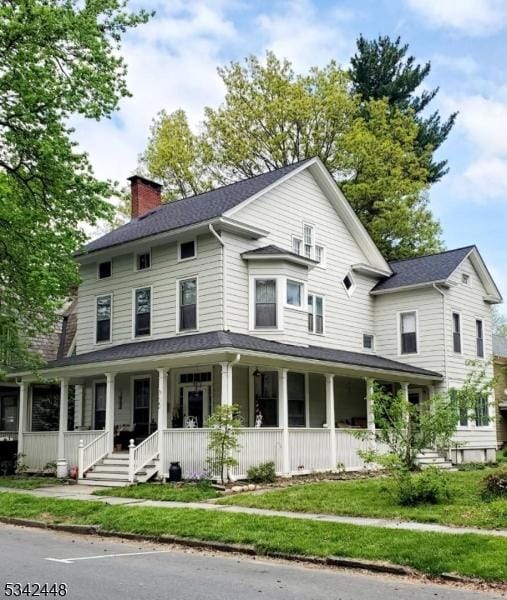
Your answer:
[21,427,374,478]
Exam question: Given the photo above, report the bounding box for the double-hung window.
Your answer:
[286,280,303,308]
[400,311,417,354]
[308,294,324,334]
[292,237,302,255]
[134,287,151,337]
[303,224,313,259]
[452,312,461,353]
[255,279,277,328]
[96,295,112,343]
[476,320,484,357]
[179,278,197,331]
[475,393,489,427]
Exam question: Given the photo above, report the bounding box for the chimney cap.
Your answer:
[127,174,163,189]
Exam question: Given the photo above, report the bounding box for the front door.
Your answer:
[133,378,151,437]
[182,387,209,428]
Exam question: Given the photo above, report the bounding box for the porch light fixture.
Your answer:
[253,368,261,378]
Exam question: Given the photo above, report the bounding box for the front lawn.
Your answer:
[0,492,505,582]
[218,469,507,530]
[93,482,220,502]
[0,477,62,490]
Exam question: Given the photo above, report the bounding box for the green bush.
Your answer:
[247,461,276,484]
[393,467,453,506]
[482,465,507,499]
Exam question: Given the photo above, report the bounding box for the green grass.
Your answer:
[0,477,62,489]
[0,492,506,582]
[93,482,219,502]
[219,469,507,530]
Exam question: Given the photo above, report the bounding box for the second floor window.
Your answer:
[98,260,111,279]
[96,295,111,343]
[286,280,303,307]
[136,251,151,271]
[308,294,323,334]
[400,311,417,354]
[476,319,484,357]
[292,237,302,255]
[134,287,151,336]
[303,224,313,258]
[452,312,461,353]
[179,278,197,331]
[255,279,277,328]
[179,240,196,261]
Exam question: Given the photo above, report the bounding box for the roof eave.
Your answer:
[241,253,317,267]
[371,280,450,295]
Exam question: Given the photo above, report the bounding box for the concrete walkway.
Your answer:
[1,484,506,538]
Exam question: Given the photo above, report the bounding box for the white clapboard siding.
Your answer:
[231,428,284,477]
[335,429,370,470]
[225,170,377,351]
[76,234,223,354]
[23,432,58,470]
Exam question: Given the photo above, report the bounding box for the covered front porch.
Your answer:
[14,342,440,483]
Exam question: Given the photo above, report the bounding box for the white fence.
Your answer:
[23,432,58,470]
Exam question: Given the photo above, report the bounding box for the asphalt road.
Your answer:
[0,523,504,600]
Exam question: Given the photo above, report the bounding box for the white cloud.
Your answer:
[256,0,354,69]
[407,0,507,35]
[432,54,478,76]
[463,158,507,199]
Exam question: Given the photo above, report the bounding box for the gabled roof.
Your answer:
[79,161,312,256]
[373,246,474,292]
[42,330,441,379]
[372,246,502,303]
[493,334,507,358]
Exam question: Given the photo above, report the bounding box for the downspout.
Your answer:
[209,224,227,331]
[432,283,448,383]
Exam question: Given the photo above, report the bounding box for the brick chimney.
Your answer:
[128,175,162,219]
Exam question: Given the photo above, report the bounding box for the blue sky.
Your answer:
[74,0,507,310]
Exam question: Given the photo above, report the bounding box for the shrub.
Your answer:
[392,467,453,506]
[247,461,276,484]
[482,465,507,499]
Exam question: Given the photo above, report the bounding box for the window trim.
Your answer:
[134,249,152,272]
[451,310,462,354]
[363,333,375,352]
[249,275,283,331]
[177,238,197,262]
[475,318,485,358]
[285,278,306,311]
[132,285,153,339]
[176,275,199,333]
[398,310,419,356]
[308,292,325,335]
[291,236,302,256]
[342,271,356,296]
[97,260,112,280]
[94,293,113,345]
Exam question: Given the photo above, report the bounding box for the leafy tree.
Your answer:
[206,404,242,484]
[143,52,443,260]
[350,35,457,183]
[492,306,507,337]
[0,0,150,373]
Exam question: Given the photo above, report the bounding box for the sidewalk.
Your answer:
[1,484,506,538]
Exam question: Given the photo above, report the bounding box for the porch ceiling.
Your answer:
[10,331,442,384]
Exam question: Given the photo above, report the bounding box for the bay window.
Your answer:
[286,280,303,307]
[255,279,277,328]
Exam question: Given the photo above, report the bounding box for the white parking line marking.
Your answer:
[46,550,174,564]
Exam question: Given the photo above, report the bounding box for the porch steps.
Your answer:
[80,452,159,487]
[415,450,455,470]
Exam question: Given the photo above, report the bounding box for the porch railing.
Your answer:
[64,431,103,468]
[23,432,58,471]
[129,430,159,482]
[289,428,331,473]
[78,431,109,479]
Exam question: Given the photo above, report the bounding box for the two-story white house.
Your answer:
[8,157,502,484]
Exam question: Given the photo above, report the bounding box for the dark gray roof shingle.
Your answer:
[493,334,507,358]
[373,246,475,292]
[241,244,318,262]
[80,161,310,255]
[45,331,441,378]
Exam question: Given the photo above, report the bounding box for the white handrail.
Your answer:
[129,431,159,483]
[78,431,109,479]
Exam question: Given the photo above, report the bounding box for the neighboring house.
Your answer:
[493,334,507,448]
[8,158,503,484]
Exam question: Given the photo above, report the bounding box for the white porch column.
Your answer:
[365,378,376,434]
[74,384,83,430]
[400,381,410,431]
[157,368,168,470]
[220,362,233,406]
[105,372,116,453]
[325,374,336,470]
[278,368,290,475]
[58,378,69,460]
[17,380,28,455]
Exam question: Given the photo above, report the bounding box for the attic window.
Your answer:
[179,240,196,261]
[343,272,355,295]
[98,261,111,279]
[136,251,151,271]
[462,273,470,285]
